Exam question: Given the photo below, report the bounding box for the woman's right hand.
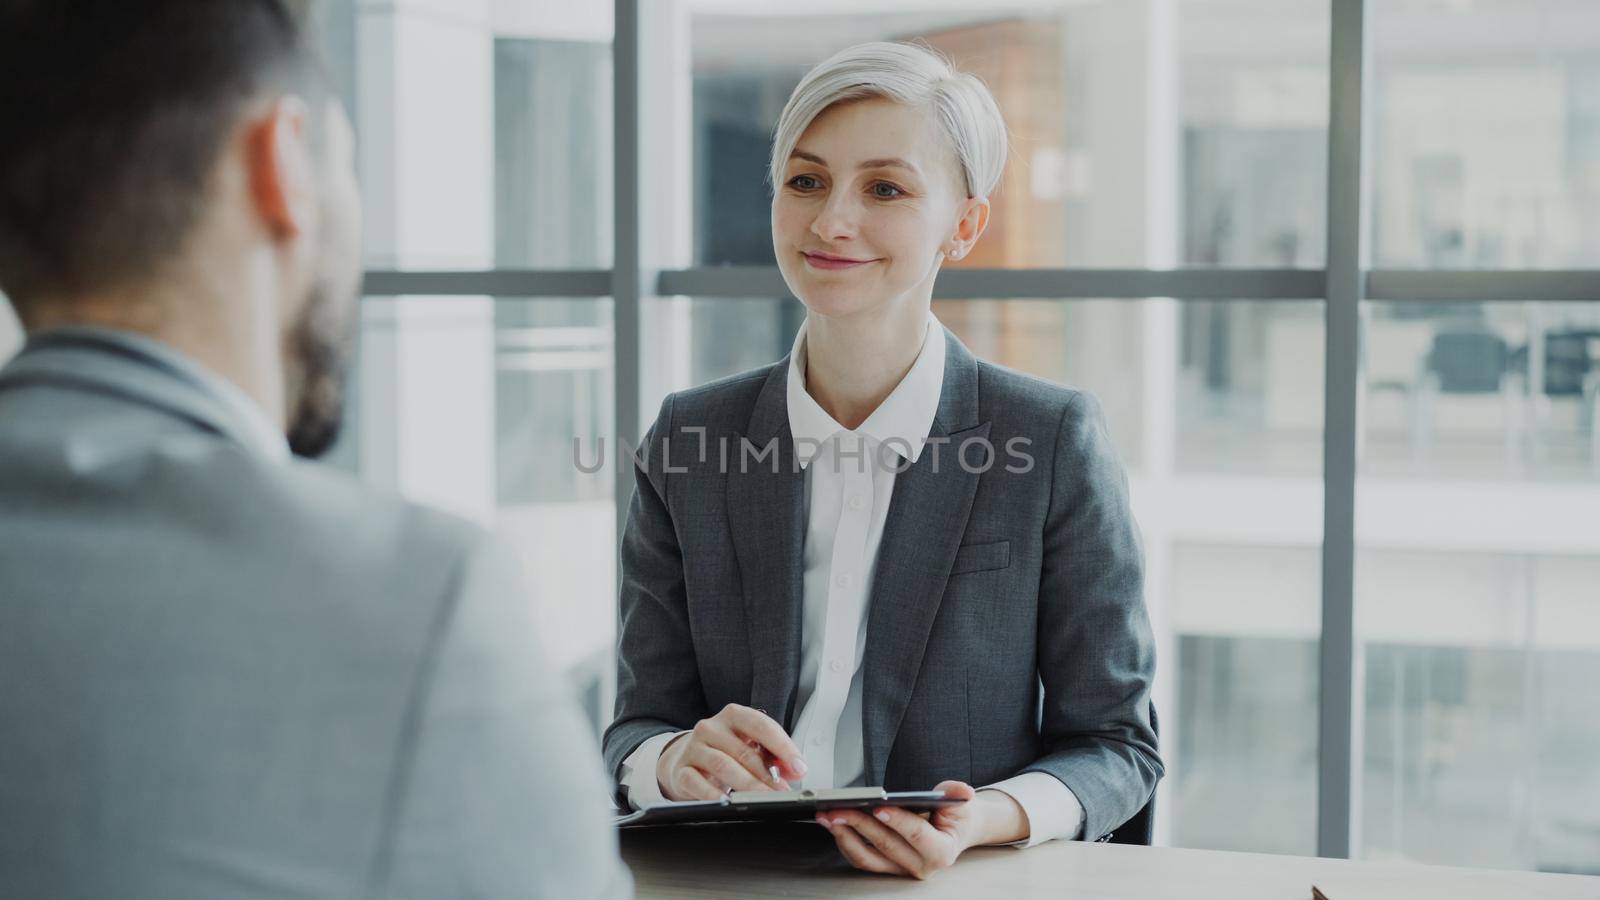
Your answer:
[656,703,809,801]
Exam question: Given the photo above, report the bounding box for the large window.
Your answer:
[323,0,1598,873]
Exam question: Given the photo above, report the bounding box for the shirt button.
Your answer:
[829,658,847,673]
[847,493,866,511]
[810,734,826,747]
[834,573,852,589]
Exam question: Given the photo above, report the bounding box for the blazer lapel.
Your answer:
[726,360,807,730]
[861,328,988,786]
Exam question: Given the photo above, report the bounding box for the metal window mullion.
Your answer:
[1319,0,1370,861]
[603,0,645,733]
[656,267,1327,300]
[357,267,1599,303]
[614,0,643,560]
[361,269,613,296]
[1368,270,1600,303]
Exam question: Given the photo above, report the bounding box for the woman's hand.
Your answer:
[655,703,809,801]
[817,782,1029,879]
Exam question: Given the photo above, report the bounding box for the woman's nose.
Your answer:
[810,193,861,242]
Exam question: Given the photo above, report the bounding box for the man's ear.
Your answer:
[945,195,991,261]
[245,96,316,240]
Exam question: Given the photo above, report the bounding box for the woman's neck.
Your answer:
[802,300,930,431]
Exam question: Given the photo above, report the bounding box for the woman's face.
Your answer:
[772,97,987,322]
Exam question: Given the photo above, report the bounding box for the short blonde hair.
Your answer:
[768,41,1008,199]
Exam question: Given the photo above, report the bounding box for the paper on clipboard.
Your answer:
[614,787,963,828]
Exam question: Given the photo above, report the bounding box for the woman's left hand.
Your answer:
[816,781,1008,879]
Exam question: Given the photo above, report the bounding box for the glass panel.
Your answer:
[1180,0,1330,267]
[685,0,1328,268]
[1173,542,1321,855]
[322,1,613,269]
[494,298,615,722]
[1362,302,1600,481]
[1357,550,1600,874]
[648,295,1325,853]
[1177,301,1325,477]
[353,297,616,696]
[1357,301,1600,874]
[1372,0,1600,268]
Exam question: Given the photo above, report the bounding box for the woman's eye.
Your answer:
[788,175,821,191]
[871,182,904,199]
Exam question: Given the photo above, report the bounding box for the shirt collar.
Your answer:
[39,326,292,462]
[785,310,946,469]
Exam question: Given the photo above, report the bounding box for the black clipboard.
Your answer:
[614,787,964,828]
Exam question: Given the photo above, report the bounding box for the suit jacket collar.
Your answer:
[729,325,988,783]
[0,326,291,461]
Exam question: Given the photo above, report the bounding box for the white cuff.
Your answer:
[619,731,687,810]
[980,771,1086,848]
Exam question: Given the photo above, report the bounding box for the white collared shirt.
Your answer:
[622,311,1085,847]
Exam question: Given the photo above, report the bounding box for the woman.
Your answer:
[603,41,1160,879]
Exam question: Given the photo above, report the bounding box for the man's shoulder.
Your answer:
[168,452,515,631]
[0,381,493,596]
[250,456,493,577]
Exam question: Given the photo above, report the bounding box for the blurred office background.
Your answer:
[1,0,1594,876]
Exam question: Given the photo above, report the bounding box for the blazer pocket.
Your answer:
[949,539,1011,576]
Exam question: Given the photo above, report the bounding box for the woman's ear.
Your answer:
[945,195,991,261]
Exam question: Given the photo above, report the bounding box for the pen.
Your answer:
[750,740,787,787]
[730,762,782,796]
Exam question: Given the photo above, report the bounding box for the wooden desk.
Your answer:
[620,822,1599,899]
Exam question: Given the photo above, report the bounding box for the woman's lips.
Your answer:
[803,252,877,271]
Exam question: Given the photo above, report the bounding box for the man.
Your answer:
[0,2,630,897]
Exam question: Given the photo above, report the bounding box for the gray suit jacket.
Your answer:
[603,326,1162,842]
[0,331,631,899]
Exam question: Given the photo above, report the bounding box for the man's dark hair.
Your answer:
[0,0,326,313]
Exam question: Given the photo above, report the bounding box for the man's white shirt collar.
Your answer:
[785,311,945,470]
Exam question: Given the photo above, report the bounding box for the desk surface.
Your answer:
[619,822,1599,899]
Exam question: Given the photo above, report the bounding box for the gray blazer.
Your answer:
[0,331,631,899]
[603,326,1162,842]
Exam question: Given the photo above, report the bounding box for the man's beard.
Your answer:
[285,276,355,459]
